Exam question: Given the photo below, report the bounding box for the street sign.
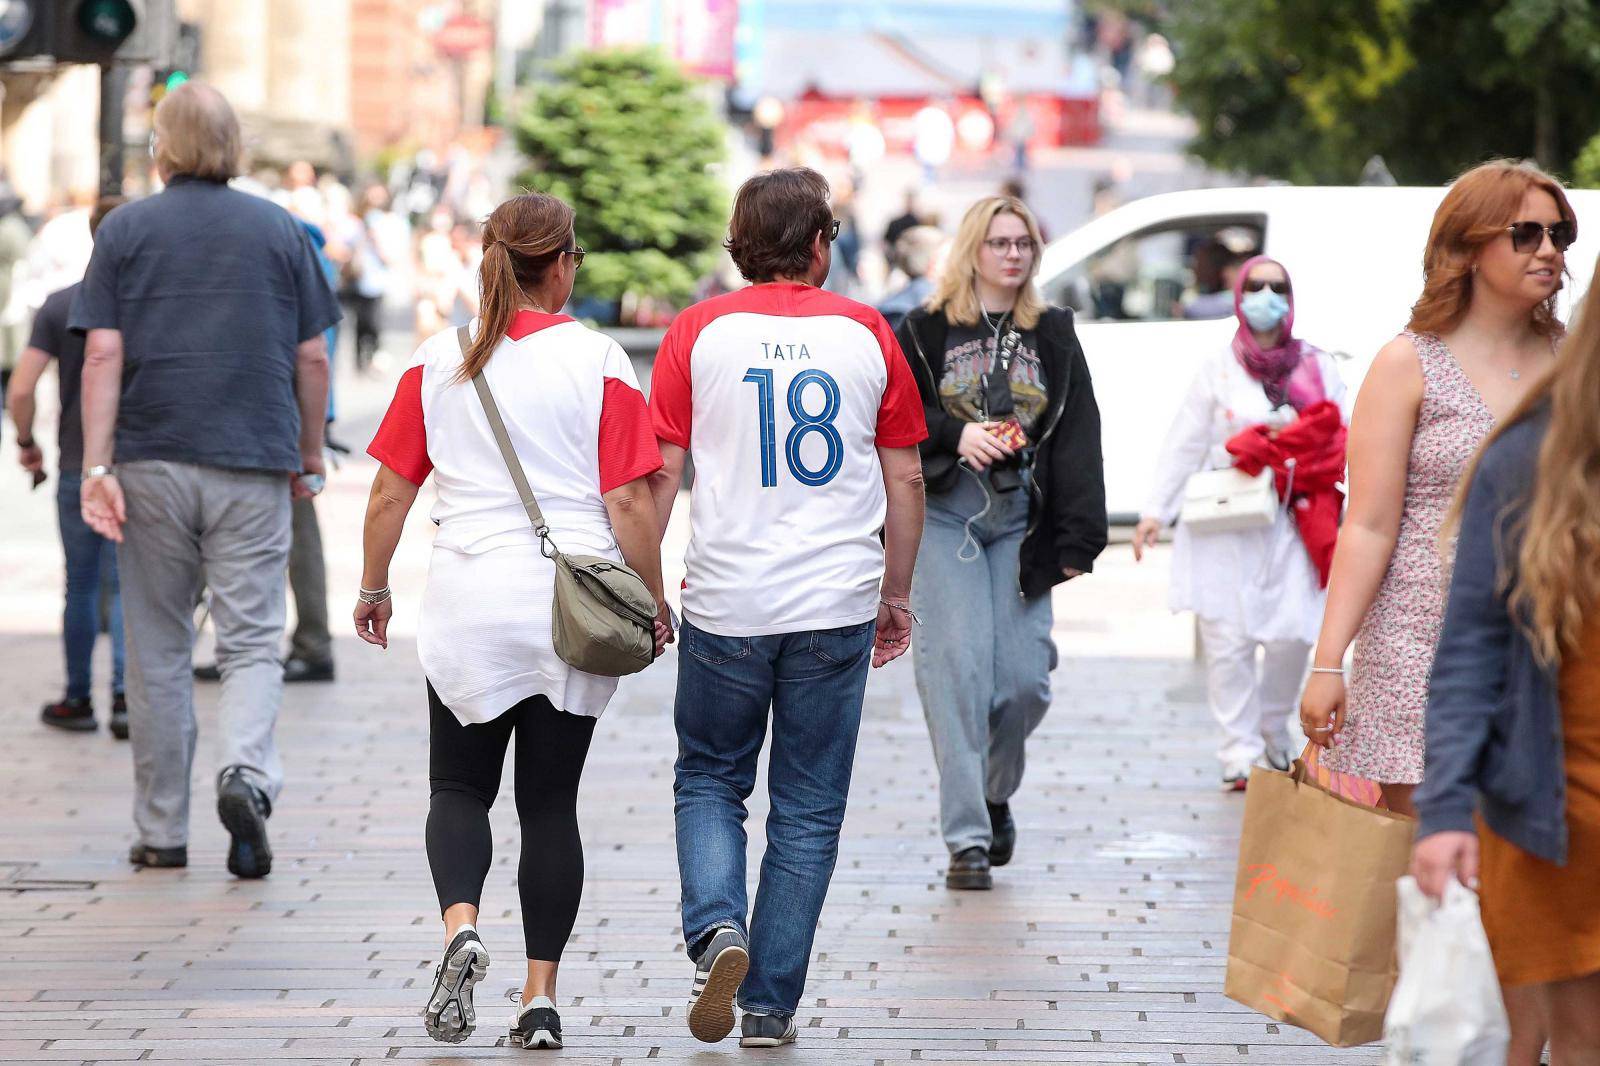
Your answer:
[0,0,35,57]
[434,13,491,58]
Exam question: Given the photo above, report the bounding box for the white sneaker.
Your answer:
[1221,760,1252,792]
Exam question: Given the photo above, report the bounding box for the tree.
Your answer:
[1167,0,1600,185]
[515,49,726,307]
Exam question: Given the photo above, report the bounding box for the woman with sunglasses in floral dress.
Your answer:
[1301,160,1575,821]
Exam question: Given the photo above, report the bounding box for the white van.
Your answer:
[1035,185,1600,522]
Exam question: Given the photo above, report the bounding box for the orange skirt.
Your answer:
[1477,618,1600,987]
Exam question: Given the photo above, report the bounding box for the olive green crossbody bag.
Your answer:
[459,325,656,677]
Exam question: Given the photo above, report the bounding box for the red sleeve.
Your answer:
[649,321,693,448]
[599,377,663,493]
[367,365,433,485]
[872,318,929,447]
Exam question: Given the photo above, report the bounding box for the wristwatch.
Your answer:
[83,465,113,479]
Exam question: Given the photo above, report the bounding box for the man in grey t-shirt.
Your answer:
[74,82,340,879]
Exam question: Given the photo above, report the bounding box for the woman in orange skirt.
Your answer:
[1413,239,1600,1063]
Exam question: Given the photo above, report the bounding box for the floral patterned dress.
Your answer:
[1324,332,1495,784]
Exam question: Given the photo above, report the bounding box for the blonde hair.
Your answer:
[927,196,1046,329]
[153,82,242,183]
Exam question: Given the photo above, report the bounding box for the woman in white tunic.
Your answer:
[1133,257,1349,789]
[353,193,670,1050]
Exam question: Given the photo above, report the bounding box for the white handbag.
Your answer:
[1179,466,1279,534]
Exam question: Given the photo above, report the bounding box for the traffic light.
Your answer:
[0,0,176,67]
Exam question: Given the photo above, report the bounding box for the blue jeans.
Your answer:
[673,618,874,1018]
[911,470,1055,854]
[57,472,125,700]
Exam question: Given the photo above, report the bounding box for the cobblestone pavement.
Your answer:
[0,353,1382,1066]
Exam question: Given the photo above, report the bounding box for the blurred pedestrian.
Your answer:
[897,195,1106,888]
[1301,161,1572,816]
[877,225,944,330]
[912,105,955,184]
[72,82,340,877]
[356,192,668,1049]
[884,187,927,269]
[1412,246,1599,1062]
[647,167,927,1048]
[346,182,399,374]
[823,177,862,297]
[8,195,128,736]
[0,187,32,408]
[1134,257,1348,790]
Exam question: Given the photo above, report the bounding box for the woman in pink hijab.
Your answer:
[1133,256,1352,790]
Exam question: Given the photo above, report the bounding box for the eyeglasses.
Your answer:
[563,247,586,269]
[983,237,1036,255]
[1242,278,1290,295]
[1507,220,1575,254]
[823,218,841,242]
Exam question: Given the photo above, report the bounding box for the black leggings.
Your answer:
[426,684,597,960]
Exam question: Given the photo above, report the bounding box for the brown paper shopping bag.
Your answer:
[1223,761,1416,1046]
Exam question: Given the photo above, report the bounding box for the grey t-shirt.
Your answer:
[69,176,342,473]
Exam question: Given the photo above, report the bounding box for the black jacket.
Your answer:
[894,305,1108,599]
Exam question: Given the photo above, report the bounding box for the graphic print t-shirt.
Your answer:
[650,282,927,637]
[940,312,1046,433]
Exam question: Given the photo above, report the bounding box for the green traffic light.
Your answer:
[78,0,137,42]
[165,71,189,91]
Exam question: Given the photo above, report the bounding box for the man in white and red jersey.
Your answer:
[647,168,927,1049]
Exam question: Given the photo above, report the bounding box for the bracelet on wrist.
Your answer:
[1309,666,1346,676]
[879,598,922,625]
[83,464,113,479]
[358,585,392,605]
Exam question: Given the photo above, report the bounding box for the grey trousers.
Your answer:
[912,470,1056,855]
[287,496,331,663]
[116,460,291,848]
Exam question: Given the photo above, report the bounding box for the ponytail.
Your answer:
[449,192,577,384]
[457,241,521,383]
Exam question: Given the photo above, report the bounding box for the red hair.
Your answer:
[1408,159,1573,341]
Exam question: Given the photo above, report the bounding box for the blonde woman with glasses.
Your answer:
[893,195,1107,891]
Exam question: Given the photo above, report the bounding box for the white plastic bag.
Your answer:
[1383,876,1509,1065]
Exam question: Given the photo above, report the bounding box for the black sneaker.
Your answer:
[507,991,562,1049]
[987,801,1016,867]
[128,842,187,868]
[193,662,221,682]
[109,693,129,740]
[422,927,490,1043]
[282,657,335,683]
[687,927,749,1043]
[946,845,993,890]
[740,1012,798,1048]
[40,696,95,732]
[217,768,273,879]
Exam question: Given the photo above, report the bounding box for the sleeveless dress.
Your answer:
[1324,332,1494,784]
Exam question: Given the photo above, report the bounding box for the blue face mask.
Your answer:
[1240,288,1290,332]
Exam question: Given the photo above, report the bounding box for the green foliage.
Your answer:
[1167,0,1600,185]
[1574,131,1600,189]
[515,49,727,306]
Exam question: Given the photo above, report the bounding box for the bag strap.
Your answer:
[459,324,554,549]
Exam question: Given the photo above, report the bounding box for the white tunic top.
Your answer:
[1143,346,1349,644]
[368,311,662,724]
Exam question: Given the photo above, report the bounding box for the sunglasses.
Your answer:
[822,218,841,242]
[1508,220,1575,254]
[1242,278,1290,295]
[563,247,586,269]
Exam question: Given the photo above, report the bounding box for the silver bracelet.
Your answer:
[879,599,922,625]
[358,586,392,605]
[1309,666,1345,676]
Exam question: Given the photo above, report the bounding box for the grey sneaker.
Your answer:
[740,1011,798,1048]
[422,927,490,1043]
[686,927,749,1042]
